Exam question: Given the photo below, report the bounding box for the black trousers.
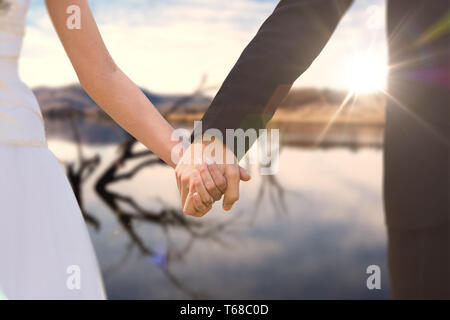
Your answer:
[384,0,449,299]
[388,222,449,299]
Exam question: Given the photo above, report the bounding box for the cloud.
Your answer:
[293,0,388,89]
[21,0,387,94]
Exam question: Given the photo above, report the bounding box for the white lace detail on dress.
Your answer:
[0,0,46,147]
[0,0,29,36]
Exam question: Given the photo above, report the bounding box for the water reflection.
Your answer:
[49,136,390,299]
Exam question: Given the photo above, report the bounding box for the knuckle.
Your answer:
[191,169,200,178]
[208,162,217,169]
[218,178,227,189]
[180,175,190,184]
[194,177,203,187]
[211,165,221,175]
[228,170,239,179]
[197,164,208,174]
[205,181,215,190]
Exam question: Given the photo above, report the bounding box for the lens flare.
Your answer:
[344,54,388,93]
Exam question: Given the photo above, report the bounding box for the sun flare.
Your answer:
[344,54,388,93]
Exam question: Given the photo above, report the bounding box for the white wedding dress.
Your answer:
[0,0,105,299]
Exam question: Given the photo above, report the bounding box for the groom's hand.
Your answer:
[213,161,251,211]
[180,163,250,217]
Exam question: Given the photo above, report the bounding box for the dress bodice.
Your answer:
[0,0,47,147]
[0,0,28,58]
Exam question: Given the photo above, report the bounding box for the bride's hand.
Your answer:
[179,161,250,217]
[176,159,226,213]
[176,155,250,218]
[180,166,222,217]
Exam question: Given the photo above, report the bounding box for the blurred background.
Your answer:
[22,0,390,299]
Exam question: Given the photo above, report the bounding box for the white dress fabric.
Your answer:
[0,0,105,299]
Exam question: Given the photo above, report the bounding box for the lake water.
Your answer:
[48,139,390,299]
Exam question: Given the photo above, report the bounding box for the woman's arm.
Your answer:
[45,0,177,167]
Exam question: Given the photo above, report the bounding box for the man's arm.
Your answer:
[179,0,354,216]
[196,0,354,157]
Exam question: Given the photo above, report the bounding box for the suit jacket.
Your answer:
[196,0,354,148]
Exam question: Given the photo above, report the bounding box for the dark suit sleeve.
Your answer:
[195,0,353,157]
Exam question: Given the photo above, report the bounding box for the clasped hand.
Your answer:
[175,136,250,217]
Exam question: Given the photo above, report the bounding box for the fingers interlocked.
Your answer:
[175,157,251,217]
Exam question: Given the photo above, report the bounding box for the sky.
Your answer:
[21,0,387,94]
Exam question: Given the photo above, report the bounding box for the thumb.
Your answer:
[239,167,251,181]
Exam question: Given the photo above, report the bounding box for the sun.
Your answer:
[344,53,388,93]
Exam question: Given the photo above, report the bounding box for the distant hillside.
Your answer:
[34,84,385,146]
[167,87,386,126]
[33,84,211,118]
[33,84,211,143]
[275,88,385,124]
